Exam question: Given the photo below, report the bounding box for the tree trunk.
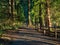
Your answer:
[8,0,14,25]
[28,0,32,27]
[8,0,11,18]
[39,2,42,29]
[11,0,14,20]
[8,0,14,20]
[46,0,51,35]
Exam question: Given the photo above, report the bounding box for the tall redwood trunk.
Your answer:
[46,0,51,34]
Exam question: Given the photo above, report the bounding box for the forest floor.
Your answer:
[0,28,60,45]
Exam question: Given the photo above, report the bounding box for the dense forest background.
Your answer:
[0,0,60,32]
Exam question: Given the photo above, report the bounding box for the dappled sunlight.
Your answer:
[0,0,60,45]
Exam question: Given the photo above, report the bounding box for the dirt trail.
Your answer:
[1,29,60,45]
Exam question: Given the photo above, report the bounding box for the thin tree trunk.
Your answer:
[11,0,14,20]
[8,0,11,18]
[39,2,42,29]
[8,0,14,20]
[28,0,32,27]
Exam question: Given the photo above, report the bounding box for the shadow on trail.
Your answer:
[18,27,35,30]
[16,31,60,42]
[0,38,55,45]
[0,28,60,45]
[0,38,12,45]
[10,40,55,45]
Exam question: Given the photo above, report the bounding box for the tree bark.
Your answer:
[46,0,51,35]
[8,0,14,20]
[39,2,42,29]
[28,0,32,27]
[11,0,14,20]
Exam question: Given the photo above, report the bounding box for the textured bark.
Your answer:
[46,0,51,35]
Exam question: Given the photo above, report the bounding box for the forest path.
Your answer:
[1,28,60,45]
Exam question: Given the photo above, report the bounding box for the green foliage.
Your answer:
[50,0,60,26]
[0,0,60,32]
